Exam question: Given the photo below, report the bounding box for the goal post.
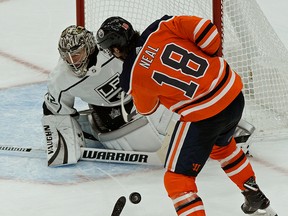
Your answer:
[212,0,223,57]
[76,0,85,27]
[76,0,288,138]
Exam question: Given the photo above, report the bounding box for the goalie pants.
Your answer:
[164,92,255,215]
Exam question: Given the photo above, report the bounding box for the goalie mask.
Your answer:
[96,16,135,53]
[58,25,96,77]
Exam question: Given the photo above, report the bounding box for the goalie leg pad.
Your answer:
[97,117,164,152]
[41,115,85,166]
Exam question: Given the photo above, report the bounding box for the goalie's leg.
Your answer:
[41,115,85,166]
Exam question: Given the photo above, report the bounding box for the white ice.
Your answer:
[0,0,287,215]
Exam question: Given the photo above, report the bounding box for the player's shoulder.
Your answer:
[141,15,173,39]
[91,51,123,77]
[84,52,123,87]
[96,51,122,68]
[50,58,71,75]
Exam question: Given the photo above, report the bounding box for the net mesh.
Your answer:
[80,0,288,137]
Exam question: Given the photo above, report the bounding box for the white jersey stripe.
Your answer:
[170,58,225,111]
[199,29,218,49]
[180,69,236,116]
[193,18,207,40]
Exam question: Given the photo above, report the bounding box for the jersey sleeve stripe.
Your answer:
[195,22,214,45]
[199,29,218,49]
[193,18,207,40]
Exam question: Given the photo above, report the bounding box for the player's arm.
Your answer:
[172,15,221,56]
[43,89,77,116]
[131,90,160,115]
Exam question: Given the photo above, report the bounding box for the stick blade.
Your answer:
[111,196,126,216]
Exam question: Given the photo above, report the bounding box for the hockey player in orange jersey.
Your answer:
[96,16,277,216]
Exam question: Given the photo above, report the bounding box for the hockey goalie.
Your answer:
[41,25,254,167]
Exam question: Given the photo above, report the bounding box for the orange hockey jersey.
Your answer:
[120,15,243,122]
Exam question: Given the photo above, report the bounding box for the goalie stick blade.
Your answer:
[111,196,126,216]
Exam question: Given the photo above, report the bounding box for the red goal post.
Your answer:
[76,0,288,138]
[76,0,85,27]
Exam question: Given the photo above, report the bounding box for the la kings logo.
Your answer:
[95,73,122,103]
[44,92,58,105]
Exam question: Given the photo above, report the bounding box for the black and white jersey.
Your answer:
[44,51,129,115]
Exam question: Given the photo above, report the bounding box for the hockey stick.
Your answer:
[120,92,138,123]
[111,196,126,216]
[0,145,45,158]
[80,141,168,165]
[0,144,168,166]
[0,131,171,166]
[110,192,141,216]
[80,115,174,166]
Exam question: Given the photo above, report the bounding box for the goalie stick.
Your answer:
[120,92,138,122]
[0,125,171,166]
[0,118,173,166]
[0,144,168,166]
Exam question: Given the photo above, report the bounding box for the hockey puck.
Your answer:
[129,192,141,204]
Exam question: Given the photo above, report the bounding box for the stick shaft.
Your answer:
[0,145,167,166]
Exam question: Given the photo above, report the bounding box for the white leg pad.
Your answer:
[97,117,164,152]
[41,115,85,166]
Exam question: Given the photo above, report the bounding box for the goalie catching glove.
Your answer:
[41,115,85,167]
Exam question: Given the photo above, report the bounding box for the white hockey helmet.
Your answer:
[58,25,96,77]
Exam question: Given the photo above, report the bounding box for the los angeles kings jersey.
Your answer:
[44,51,128,115]
[120,15,243,122]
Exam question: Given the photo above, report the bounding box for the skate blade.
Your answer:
[249,206,278,216]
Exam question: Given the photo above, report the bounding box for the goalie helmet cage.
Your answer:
[76,0,288,138]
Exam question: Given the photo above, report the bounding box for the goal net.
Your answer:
[76,0,288,138]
